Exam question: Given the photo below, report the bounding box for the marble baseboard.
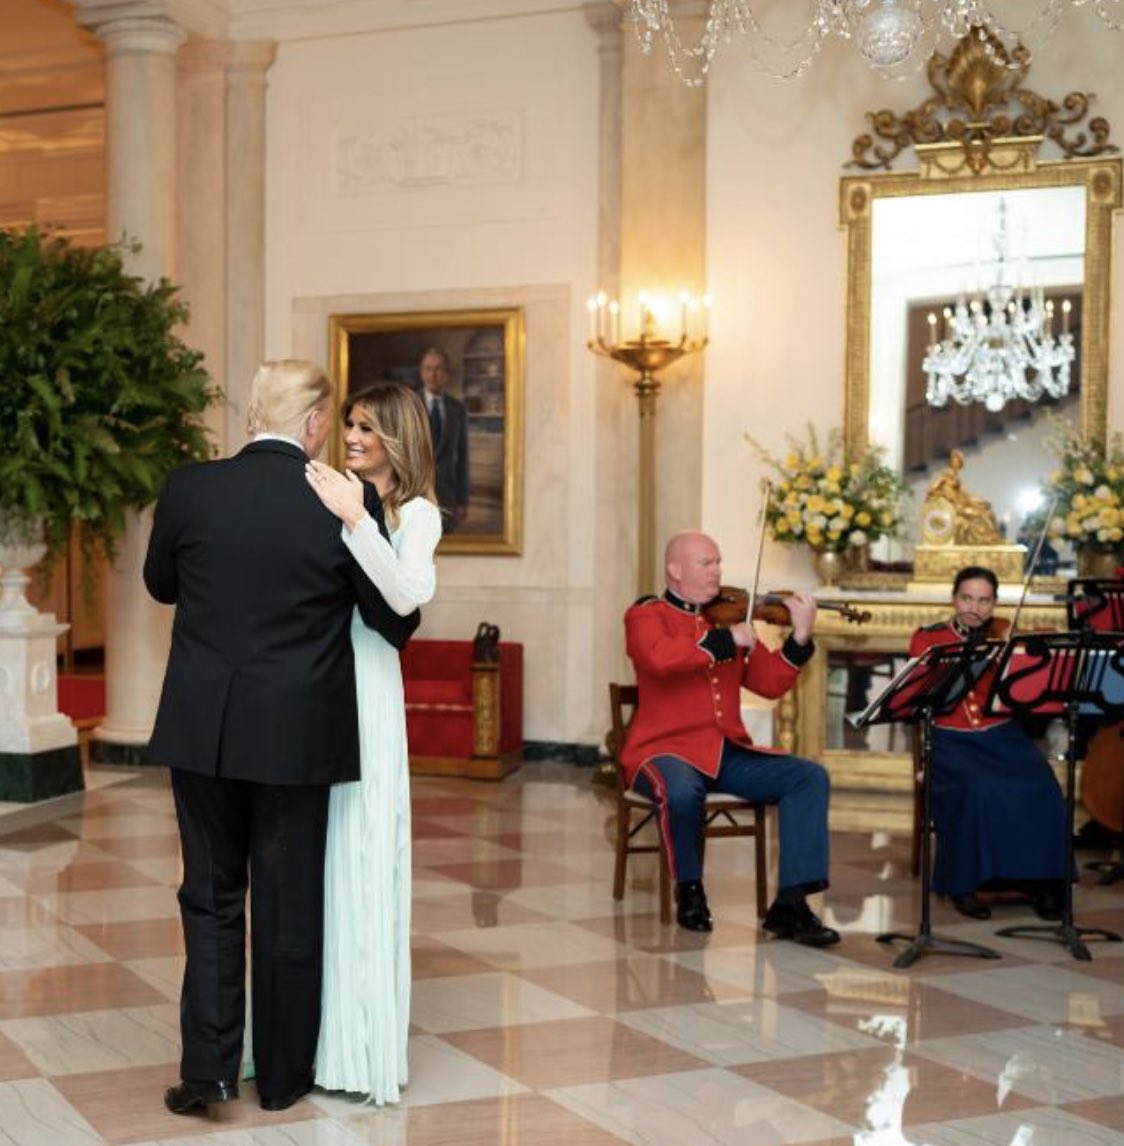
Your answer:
[0,745,84,802]
[87,740,153,767]
[521,741,602,766]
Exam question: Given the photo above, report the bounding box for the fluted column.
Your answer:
[584,3,632,742]
[620,0,707,563]
[81,12,184,761]
[224,41,276,447]
[178,38,230,451]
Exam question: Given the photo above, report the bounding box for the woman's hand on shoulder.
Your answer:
[305,460,368,529]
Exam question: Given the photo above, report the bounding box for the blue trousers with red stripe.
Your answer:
[632,740,830,891]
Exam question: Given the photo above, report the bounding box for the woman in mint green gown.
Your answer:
[306,383,441,1103]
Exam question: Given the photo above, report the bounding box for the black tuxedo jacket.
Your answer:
[144,439,419,784]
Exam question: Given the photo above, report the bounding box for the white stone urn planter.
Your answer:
[0,513,83,801]
[0,515,49,627]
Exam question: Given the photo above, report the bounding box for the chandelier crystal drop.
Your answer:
[856,1,926,67]
[628,1,1122,84]
[921,200,1075,413]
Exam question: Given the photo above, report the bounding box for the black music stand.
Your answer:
[985,629,1124,961]
[1067,578,1124,885]
[851,641,1005,969]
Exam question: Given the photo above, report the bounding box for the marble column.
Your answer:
[619,0,707,564]
[177,38,230,453]
[224,41,276,446]
[81,13,184,762]
[584,3,634,746]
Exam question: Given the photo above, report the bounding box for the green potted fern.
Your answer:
[0,227,219,576]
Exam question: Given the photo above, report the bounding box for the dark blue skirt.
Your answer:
[930,722,1069,896]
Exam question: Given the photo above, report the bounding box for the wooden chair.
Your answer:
[608,682,772,922]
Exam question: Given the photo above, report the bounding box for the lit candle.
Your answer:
[586,296,598,343]
[679,291,690,342]
[1045,298,1054,337]
[608,299,620,346]
[927,312,937,346]
[1062,298,1071,335]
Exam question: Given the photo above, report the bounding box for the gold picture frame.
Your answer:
[328,307,525,556]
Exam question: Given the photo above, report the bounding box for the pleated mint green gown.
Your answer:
[315,498,441,1103]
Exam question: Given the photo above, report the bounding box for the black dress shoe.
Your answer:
[951,894,992,920]
[1032,886,1064,921]
[259,1077,314,1112]
[676,881,713,932]
[762,901,840,947]
[164,1079,239,1115]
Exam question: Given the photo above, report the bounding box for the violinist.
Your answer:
[622,531,838,947]
[909,565,1069,921]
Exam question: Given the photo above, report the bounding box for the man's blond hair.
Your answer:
[246,360,332,440]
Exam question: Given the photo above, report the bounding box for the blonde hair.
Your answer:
[247,360,332,440]
[342,384,437,523]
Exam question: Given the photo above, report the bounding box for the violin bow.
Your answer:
[1003,492,1059,654]
[747,480,772,625]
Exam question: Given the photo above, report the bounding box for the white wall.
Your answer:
[705,14,1124,588]
[255,3,1124,745]
[261,8,602,741]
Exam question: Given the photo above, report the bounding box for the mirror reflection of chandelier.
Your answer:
[629,1,1124,82]
[921,199,1075,413]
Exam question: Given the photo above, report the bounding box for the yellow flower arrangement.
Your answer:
[1042,417,1124,556]
[746,425,907,554]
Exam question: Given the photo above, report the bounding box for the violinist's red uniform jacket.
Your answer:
[621,591,815,786]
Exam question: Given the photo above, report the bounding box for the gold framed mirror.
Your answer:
[839,30,1121,560]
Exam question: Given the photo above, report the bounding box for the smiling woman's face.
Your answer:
[342,404,389,482]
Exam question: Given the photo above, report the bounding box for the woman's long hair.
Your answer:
[342,383,437,524]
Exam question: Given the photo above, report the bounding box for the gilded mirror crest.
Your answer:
[847,27,1118,176]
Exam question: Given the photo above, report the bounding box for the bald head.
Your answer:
[665,531,722,604]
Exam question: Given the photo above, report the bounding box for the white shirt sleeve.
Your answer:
[342,499,441,616]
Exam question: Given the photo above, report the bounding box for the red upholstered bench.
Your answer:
[402,639,523,779]
[57,675,106,730]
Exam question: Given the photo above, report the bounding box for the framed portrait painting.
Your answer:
[328,307,525,555]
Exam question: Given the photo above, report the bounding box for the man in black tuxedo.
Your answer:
[144,360,418,1116]
[419,346,469,531]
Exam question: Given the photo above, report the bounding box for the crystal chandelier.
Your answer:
[629,1,1124,83]
[922,199,1075,413]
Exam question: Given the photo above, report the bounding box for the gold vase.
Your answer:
[1077,548,1120,579]
[813,549,843,586]
[846,542,870,573]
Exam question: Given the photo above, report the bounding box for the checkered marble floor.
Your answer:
[1,763,1122,1146]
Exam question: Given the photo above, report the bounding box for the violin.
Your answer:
[703,585,871,628]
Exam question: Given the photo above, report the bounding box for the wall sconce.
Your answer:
[587,289,710,595]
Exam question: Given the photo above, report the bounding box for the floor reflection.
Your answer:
[0,762,1120,1145]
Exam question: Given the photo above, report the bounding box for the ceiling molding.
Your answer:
[69,0,230,39]
[229,0,583,41]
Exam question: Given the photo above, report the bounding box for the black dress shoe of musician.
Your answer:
[259,1076,314,1112]
[1032,885,1064,921]
[763,901,840,947]
[164,1079,239,1115]
[951,894,991,920]
[676,881,713,932]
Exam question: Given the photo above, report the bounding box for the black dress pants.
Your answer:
[170,769,330,1098]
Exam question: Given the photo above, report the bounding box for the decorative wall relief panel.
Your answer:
[334,112,523,194]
